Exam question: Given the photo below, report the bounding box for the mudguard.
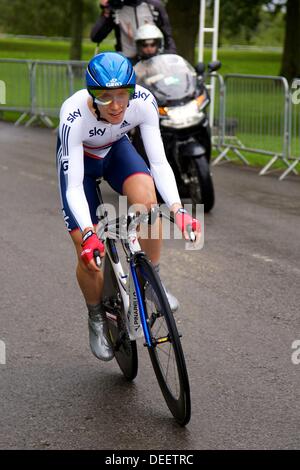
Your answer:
[178,141,206,159]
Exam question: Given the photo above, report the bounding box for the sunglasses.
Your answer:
[88,86,135,105]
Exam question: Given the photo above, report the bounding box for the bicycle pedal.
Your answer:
[148,335,172,347]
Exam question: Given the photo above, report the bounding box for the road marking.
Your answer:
[252,253,273,263]
[19,170,44,181]
[2,164,56,185]
[0,340,6,365]
[252,252,300,276]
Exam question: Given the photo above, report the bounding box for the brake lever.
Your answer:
[187,224,196,242]
[93,249,102,268]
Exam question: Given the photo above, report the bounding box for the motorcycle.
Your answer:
[134,53,221,212]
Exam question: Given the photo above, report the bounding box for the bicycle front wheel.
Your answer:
[136,255,191,426]
[102,250,138,381]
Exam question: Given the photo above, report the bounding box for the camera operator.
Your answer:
[90,0,176,63]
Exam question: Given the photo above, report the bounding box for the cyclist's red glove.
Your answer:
[80,230,105,266]
[175,208,201,237]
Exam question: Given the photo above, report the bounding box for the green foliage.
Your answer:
[220,9,285,46]
[0,0,287,47]
[219,0,264,41]
[250,9,285,46]
[0,0,98,37]
[0,0,69,36]
[204,0,286,45]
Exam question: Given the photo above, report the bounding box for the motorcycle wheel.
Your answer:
[188,157,215,213]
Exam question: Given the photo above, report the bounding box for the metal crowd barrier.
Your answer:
[208,72,225,147]
[1,60,300,182]
[0,58,33,116]
[0,59,87,127]
[212,74,292,176]
[279,78,300,180]
[32,61,86,126]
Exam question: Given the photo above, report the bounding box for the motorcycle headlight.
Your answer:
[159,97,206,129]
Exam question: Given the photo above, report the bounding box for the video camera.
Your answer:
[109,0,140,8]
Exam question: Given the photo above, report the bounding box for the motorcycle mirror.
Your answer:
[208,60,222,73]
[195,62,206,75]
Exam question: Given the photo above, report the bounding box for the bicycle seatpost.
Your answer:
[95,177,108,223]
[95,178,104,206]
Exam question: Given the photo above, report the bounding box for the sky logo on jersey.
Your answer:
[89,127,106,137]
[133,91,150,102]
[120,120,131,129]
[106,78,122,87]
[67,109,81,124]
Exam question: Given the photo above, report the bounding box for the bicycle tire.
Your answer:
[101,251,138,381]
[135,255,191,426]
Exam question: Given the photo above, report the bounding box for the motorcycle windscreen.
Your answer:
[134,54,197,105]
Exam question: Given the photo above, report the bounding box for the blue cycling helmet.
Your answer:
[86,52,136,101]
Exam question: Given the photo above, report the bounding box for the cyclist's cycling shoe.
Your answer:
[164,286,179,312]
[88,309,114,361]
[145,282,179,312]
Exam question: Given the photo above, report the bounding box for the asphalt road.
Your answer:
[0,122,299,450]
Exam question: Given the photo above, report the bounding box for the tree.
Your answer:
[166,0,300,80]
[219,0,264,42]
[70,0,84,60]
[220,0,300,80]
[165,0,266,63]
[0,0,72,37]
[69,0,99,60]
[280,0,300,81]
[166,0,200,64]
[0,0,97,60]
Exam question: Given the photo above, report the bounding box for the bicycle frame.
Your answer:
[98,224,153,347]
[95,179,156,347]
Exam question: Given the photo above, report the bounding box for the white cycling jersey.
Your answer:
[58,84,180,231]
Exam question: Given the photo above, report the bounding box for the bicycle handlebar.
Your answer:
[187,225,196,242]
[97,206,198,244]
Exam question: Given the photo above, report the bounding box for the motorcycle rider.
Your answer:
[134,23,164,83]
[132,24,164,164]
[133,24,216,212]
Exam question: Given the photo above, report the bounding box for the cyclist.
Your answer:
[57,52,201,362]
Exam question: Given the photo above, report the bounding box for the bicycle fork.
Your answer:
[129,258,152,347]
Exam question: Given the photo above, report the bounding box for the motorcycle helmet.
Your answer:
[86,52,136,103]
[135,24,164,60]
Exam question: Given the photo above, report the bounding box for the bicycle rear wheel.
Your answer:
[102,249,138,381]
[136,255,191,426]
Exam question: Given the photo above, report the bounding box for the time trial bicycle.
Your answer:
[94,178,193,426]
